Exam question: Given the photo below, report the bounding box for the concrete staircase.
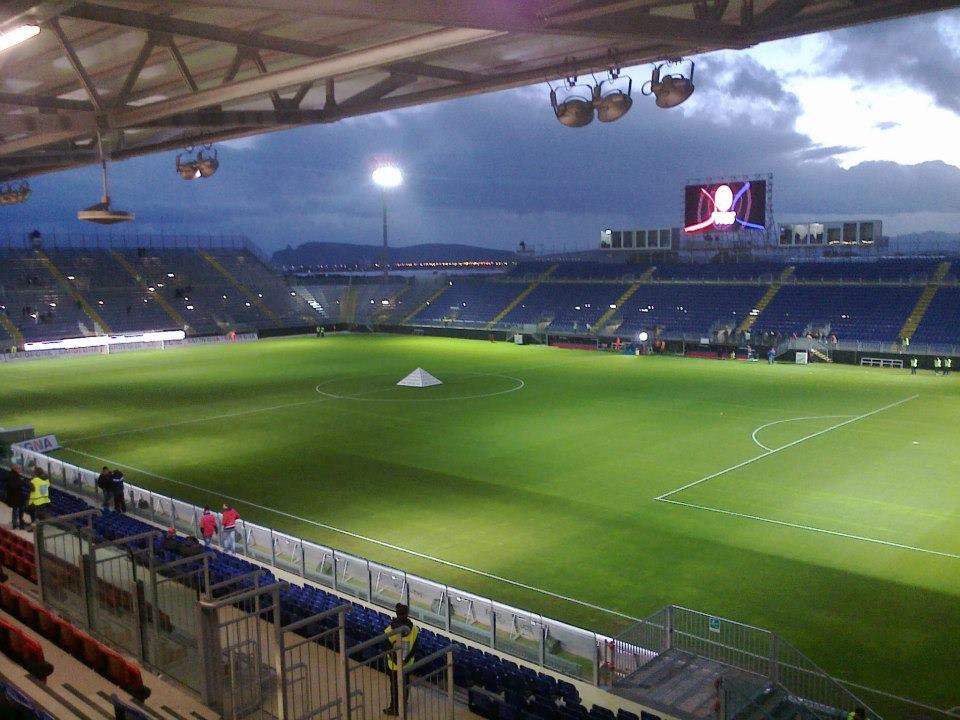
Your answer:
[197,250,284,326]
[373,284,410,323]
[111,250,187,329]
[736,266,794,334]
[591,267,656,335]
[485,263,559,330]
[402,284,450,324]
[899,260,951,343]
[809,347,832,363]
[36,249,112,334]
[339,285,359,323]
[0,311,24,348]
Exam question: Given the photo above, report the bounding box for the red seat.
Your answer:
[0,618,53,680]
[79,632,107,673]
[14,554,32,578]
[57,620,81,656]
[0,583,17,613]
[36,608,58,641]
[16,596,38,628]
[105,651,151,700]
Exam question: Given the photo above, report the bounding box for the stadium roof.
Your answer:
[2,0,959,183]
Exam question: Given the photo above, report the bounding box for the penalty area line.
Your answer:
[657,498,960,561]
[655,395,919,501]
[60,446,640,622]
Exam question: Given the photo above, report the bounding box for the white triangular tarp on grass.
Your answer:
[397,367,443,388]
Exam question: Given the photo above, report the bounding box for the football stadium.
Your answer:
[1,4,960,720]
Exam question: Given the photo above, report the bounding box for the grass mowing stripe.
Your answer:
[61,445,642,622]
[656,395,919,501]
[656,498,960,560]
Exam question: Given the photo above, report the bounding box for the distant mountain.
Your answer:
[272,242,517,267]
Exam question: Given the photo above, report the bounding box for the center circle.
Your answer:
[315,372,524,402]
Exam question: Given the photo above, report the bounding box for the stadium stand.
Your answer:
[0,469,648,720]
[616,284,757,339]
[0,676,57,720]
[754,285,923,342]
[411,280,529,327]
[0,247,316,342]
[912,286,960,344]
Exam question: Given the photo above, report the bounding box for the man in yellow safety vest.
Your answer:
[27,467,51,525]
[383,603,419,716]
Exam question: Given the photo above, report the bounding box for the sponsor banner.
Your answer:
[13,434,60,453]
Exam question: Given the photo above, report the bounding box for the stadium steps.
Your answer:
[898,260,951,344]
[485,263,559,329]
[373,283,411,323]
[735,266,795,334]
[292,285,330,320]
[591,268,656,334]
[402,284,450,324]
[0,311,24,348]
[197,249,284,326]
[35,249,112,334]
[110,250,188,329]
[808,347,832,363]
[339,285,359,322]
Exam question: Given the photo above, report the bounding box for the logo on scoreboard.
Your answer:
[684,180,766,233]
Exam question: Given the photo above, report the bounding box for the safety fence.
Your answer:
[610,606,880,720]
[31,508,457,720]
[14,445,606,685]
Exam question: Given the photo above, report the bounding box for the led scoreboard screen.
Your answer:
[683,180,766,233]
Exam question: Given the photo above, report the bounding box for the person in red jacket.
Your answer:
[199,506,218,548]
[221,503,240,554]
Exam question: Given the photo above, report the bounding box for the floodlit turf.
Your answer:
[2,334,959,707]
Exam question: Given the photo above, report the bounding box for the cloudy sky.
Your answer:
[7,7,960,254]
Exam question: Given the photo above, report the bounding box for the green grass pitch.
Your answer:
[2,334,958,708]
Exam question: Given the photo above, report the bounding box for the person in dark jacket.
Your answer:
[96,466,112,511]
[111,469,127,513]
[4,465,28,530]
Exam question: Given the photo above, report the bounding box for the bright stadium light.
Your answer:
[639,331,649,342]
[0,25,40,53]
[372,164,403,188]
[372,163,403,279]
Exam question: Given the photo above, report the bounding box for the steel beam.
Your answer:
[0,111,97,136]
[47,16,104,112]
[0,92,93,112]
[62,2,481,84]
[108,27,502,128]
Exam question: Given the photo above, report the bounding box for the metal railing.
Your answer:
[612,606,880,720]
[15,444,605,685]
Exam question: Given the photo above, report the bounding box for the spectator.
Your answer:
[161,527,182,555]
[847,708,866,720]
[96,465,112,511]
[383,603,419,716]
[221,503,240,554]
[180,536,203,557]
[4,465,28,530]
[26,467,51,525]
[111,469,127,513]
[199,506,218,548]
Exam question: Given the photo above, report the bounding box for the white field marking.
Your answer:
[657,498,960,560]
[655,395,919,501]
[315,373,525,402]
[750,415,854,452]
[60,446,640,621]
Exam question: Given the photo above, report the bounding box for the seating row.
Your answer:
[0,676,56,720]
[468,688,661,720]
[0,614,52,680]
[0,581,150,700]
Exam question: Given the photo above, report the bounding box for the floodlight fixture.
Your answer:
[0,25,40,53]
[176,143,218,180]
[550,64,633,127]
[78,135,134,224]
[638,331,649,342]
[643,59,695,108]
[372,164,403,188]
[0,181,31,205]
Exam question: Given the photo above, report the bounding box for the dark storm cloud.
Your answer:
[7,16,960,252]
[830,8,960,114]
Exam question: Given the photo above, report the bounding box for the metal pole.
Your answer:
[446,649,455,720]
[382,188,389,281]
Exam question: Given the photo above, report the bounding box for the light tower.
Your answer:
[371,163,403,280]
